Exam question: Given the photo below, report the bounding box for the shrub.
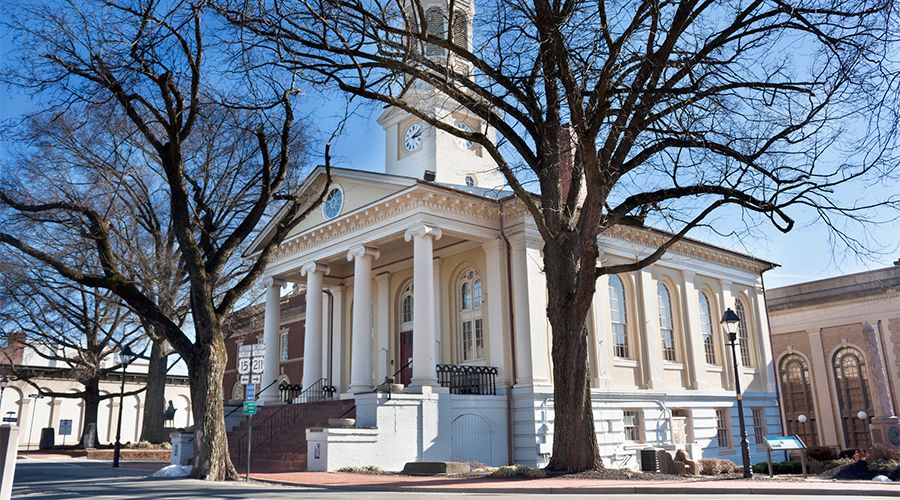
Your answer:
[698,458,739,475]
[857,446,900,462]
[806,446,839,462]
[868,459,900,474]
[336,465,384,474]
[752,461,807,475]
[491,464,547,479]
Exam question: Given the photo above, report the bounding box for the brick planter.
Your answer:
[85,449,171,462]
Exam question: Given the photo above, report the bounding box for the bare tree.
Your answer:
[0,0,327,480]
[224,0,900,470]
[0,261,145,448]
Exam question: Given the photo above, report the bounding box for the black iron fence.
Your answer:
[279,379,336,404]
[436,364,498,395]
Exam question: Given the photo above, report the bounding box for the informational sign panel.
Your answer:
[243,401,257,415]
[765,435,806,451]
[238,343,265,389]
[245,383,256,402]
[58,419,73,436]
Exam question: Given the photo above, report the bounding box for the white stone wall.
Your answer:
[0,378,192,449]
[512,385,781,469]
[307,390,509,471]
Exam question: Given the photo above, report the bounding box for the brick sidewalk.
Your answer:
[251,471,900,496]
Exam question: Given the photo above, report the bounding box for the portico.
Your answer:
[255,176,511,401]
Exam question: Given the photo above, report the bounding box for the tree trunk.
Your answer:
[187,328,238,481]
[140,335,168,443]
[80,378,101,449]
[544,239,604,472]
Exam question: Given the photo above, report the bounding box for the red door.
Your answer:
[399,330,413,385]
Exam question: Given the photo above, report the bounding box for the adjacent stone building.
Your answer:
[767,262,900,451]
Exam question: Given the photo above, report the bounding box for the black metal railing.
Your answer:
[224,378,281,419]
[436,364,498,395]
[233,378,333,466]
[279,380,337,403]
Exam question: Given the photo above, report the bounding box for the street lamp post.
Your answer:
[26,393,43,453]
[797,414,808,440]
[722,308,752,478]
[112,346,137,468]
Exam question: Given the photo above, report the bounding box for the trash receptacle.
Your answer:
[170,432,194,465]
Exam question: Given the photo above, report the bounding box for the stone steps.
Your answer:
[227,399,354,472]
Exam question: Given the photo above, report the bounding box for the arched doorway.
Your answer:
[779,354,818,445]
[398,281,413,385]
[833,347,872,449]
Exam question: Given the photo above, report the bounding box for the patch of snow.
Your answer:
[872,475,893,482]
[149,464,192,478]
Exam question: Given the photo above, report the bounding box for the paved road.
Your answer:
[9,456,894,499]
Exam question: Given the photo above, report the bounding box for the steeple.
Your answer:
[376,0,506,190]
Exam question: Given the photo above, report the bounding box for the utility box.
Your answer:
[640,447,659,472]
[170,432,194,466]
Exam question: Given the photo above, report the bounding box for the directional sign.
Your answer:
[237,358,251,375]
[251,357,264,374]
[238,344,253,356]
[245,383,256,401]
[243,401,257,415]
[239,374,250,384]
[252,343,265,356]
[251,374,262,385]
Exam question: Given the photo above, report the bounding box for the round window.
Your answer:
[322,185,344,219]
[465,175,476,187]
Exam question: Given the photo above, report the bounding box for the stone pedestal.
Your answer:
[0,425,19,500]
[869,416,900,449]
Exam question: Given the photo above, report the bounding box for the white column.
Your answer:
[348,245,379,393]
[330,286,344,393]
[375,272,391,384]
[433,257,442,365]
[260,276,284,403]
[637,269,664,389]
[405,224,442,388]
[482,239,509,384]
[750,285,777,393]
[593,273,613,389]
[682,271,708,391]
[301,262,329,390]
[509,233,551,385]
[321,291,331,381]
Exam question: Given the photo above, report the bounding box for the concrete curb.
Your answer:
[251,477,900,497]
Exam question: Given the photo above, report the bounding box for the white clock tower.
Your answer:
[376,0,506,190]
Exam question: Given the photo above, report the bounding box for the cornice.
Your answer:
[768,289,900,316]
[273,186,500,261]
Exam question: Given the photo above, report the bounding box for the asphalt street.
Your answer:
[9,456,895,499]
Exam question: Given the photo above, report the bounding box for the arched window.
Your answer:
[657,283,676,362]
[459,269,483,361]
[734,299,753,366]
[399,281,414,329]
[609,275,629,359]
[833,347,872,449]
[425,7,445,56]
[451,10,468,49]
[779,354,818,445]
[231,382,244,401]
[699,291,716,364]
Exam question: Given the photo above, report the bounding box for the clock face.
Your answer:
[322,186,343,219]
[403,123,424,152]
[455,121,474,150]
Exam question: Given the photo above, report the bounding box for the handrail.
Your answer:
[388,359,412,383]
[224,378,281,419]
[436,364,499,395]
[233,378,334,466]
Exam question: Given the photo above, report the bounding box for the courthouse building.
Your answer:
[768,263,900,451]
[222,1,783,472]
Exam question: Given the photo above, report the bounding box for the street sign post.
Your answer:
[243,401,257,415]
[242,400,258,481]
[237,343,265,481]
[59,419,72,446]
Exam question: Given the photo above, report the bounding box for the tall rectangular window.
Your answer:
[752,408,766,445]
[734,299,753,366]
[609,275,630,359]
[716,409,732,448]
[280,330,289,362]
[623,410,643,442]
[699,291,717,364]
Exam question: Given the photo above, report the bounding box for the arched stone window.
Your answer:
[779,354,818,445]
[425,7,445,56]
[451,10,468,49]
[734,298,753,366]
[699,291,716,364]
[399,281,414,329]
[458,269,483,361]
[608,275,629,359]
[657,283,676,362]
[231,382,244,400]
[833,347,872,449]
